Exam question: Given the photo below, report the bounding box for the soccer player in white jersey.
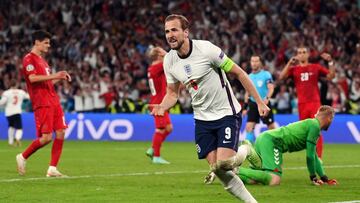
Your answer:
[151,14,270,203]
[0,81,29,146]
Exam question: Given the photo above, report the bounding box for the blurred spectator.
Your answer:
[275,84,291,114]
[0,0,358,114]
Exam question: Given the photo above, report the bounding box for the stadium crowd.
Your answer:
[0,0,359,114]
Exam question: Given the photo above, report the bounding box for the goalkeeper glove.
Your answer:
[321,175,338,185]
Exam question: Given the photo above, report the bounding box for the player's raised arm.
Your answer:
[279,57,297,80]
[320,53,336,80]
[0,93,8,106]
[151,82,180,116]
[228,64,270,117]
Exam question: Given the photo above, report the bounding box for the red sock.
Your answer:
[152,131,171,157]
[152,132,163,157]
[316,134,323,159]
[50,138,64,167]
[22,138,43,159]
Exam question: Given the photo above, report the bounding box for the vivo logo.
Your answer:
[65,114,134,140]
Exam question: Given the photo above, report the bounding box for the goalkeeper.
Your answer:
[236,105,338,186]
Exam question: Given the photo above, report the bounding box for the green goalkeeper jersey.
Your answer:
[263,118,324,176]
[267,118,320,153]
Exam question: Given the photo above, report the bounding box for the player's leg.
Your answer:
[214,114,257,202]
[245,122,256,142]
[148,112,172,164]
[16,107,53,175]
[14,114,23,147]
[238,134,283,185]
[245,101,260,143]
[7,127,15,146]
[238,167,280,185]
[6,116,15,146]
[47,105,67,177]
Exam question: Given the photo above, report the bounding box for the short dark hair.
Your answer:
[165,14,190,30]
[32,30,51,44]
[251,55,263,64]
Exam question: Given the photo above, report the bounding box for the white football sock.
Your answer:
[214,168,257,203]
[15,129,23,141]
[8,127,15,145]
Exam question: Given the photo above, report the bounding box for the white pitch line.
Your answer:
[0,164,359,183]
[328,201,360,203]
[0,170,209,183]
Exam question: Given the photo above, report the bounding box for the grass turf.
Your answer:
[0,141,359,202]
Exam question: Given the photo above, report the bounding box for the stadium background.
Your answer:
[0,1,360,202]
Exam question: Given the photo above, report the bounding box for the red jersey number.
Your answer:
[300,72,309,81]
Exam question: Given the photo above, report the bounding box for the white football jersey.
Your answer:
[0,89,29,116]
[164,40,241,121]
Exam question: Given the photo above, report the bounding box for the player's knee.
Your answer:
[166,124,173,133]
[55,129,65,139]
[41,133,53,143]
[215,157,238,171]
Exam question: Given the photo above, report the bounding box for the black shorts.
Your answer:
[247,100,274,125]
[194,113,242,159]
[6,114,22,129]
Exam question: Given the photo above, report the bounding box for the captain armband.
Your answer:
[219,58,235,72]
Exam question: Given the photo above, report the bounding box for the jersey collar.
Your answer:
[178,39,193,59]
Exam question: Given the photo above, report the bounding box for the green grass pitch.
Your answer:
[0,141,359,202]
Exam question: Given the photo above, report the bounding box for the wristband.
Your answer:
[328,61,334,66]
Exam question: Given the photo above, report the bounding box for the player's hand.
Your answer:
[56,71,71,82]
[289,56,298,65]
[321,175,338,185]
[325,179,338,185]
[150,104,165,116]
[320,53,332,62]
[257,102,270,117]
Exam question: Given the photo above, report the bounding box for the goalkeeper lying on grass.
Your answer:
[205,105,338,186]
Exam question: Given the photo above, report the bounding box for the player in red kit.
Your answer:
[279,47,335,158]
[145,47,173,164]
[16,30,71,177]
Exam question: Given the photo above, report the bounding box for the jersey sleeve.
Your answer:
[306,141,317,176]
[317,64,330,76]
[205,41,234,72]
[0,91,8,106]
[163,54,179,84]
[305,121,321,176]
[22,56,37,77]
[265,71,273,84]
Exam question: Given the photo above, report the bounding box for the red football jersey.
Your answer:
[148,62,167,105]
[288,63,329,103]
[22,52,60,110]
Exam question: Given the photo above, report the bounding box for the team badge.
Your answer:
[184,64,192,77]
[26,64,34,72]
[257,80,263,87]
